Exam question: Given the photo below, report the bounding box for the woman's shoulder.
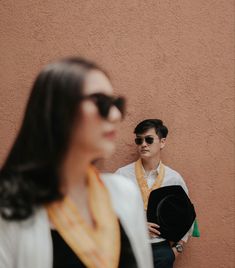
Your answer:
[115,162,136,175]
[100,173,143,211]
[0,214,20,233]
[0,208,49,248]
[101,173,139,195]
[0,207,48,234]
[0,208,52,268]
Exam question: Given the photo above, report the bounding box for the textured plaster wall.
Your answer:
[0,1,234,267]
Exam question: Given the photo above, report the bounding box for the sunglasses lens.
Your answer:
[135,136,154,145]
[97,97,111,119]
[145,137,154,144]
[114,97,126,117]
[135,138,143,145]
[98,96,126,119]
[84,94,126,119]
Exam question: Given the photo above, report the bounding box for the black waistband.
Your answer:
[151,240,170,247]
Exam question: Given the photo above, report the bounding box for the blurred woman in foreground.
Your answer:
[0,58,153,268]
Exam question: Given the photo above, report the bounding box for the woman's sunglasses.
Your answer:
[82,93,126,119]
[135,136,155,145]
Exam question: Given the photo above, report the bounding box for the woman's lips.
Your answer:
[103,130,116,140]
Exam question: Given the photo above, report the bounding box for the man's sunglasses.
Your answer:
[82,93,126,119]
[135,136,155,145]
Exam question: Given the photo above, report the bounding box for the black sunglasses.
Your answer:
[135,136,155,145]
[82,93,126,119]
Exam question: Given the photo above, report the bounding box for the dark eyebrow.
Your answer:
[136,135,154,138]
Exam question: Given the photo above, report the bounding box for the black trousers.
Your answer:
[151,241,175,268]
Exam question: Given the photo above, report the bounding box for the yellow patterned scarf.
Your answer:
[135,159,165,210]
[47,166,120,268]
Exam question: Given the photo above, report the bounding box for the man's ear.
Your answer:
[160,138,166,149]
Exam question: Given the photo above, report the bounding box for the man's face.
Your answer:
[135,128,166,160]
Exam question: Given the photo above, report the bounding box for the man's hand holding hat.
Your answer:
[147,222,161,238]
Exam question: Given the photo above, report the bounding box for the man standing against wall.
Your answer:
[115,119,192,268]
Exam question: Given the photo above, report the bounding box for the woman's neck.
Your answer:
[61,149,92,194]
[59,149,96,227]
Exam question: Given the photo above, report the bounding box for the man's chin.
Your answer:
[140,152,151,159]
[140,151,150,157]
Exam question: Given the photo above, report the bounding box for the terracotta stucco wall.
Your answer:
[0,1,234,267]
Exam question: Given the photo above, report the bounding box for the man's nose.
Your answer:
[141,140,148,147]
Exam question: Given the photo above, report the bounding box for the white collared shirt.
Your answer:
[142,165,159,188]
[115,161,193,243]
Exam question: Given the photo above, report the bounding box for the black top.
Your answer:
[51,222,138,268]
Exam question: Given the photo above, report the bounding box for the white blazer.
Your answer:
[0,174,153,268]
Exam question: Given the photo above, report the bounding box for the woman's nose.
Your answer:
[108,105,122,123]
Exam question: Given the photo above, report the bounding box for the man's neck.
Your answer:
[141,156,161,172]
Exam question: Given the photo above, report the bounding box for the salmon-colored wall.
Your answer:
[0,1,234,267]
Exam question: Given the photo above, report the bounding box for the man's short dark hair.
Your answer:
[134,119,168,139]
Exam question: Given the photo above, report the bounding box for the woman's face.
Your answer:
[70,70,122,159]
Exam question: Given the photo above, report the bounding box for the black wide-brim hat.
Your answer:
[147,185,196,242]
